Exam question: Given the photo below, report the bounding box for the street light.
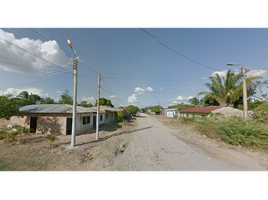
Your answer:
[227,63,248,118]
[67,39,78,147]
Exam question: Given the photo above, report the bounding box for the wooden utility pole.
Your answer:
[96,73,101,140]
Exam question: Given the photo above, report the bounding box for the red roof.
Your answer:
[180,106,222,114]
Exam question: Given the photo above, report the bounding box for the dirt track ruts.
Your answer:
[106,113,267,171]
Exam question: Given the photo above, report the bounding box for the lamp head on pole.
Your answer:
[67,39,72,49]
[227,63,234,66]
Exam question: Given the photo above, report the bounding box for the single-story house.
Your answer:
[0,104,97,135]
[180,106,252,118]
[163,108,179,117]
[90,106,120,124]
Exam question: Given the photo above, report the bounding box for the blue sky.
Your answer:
[0,28,267,108]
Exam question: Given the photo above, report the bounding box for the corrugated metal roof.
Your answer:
[91,106,119,112]
[19,104,95,114]
[180,106,223,114]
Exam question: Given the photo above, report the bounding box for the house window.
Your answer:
[106,114,108,119]
[192,114,194,117]
[100,115,103,121]
[186,114,189,117]
[202,115,205,118]
[83,116,90,124]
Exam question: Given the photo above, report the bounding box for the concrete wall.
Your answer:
[180,112,207,118]
[211,107,253,118]
[0,113,96,135]
[105,112,115,123]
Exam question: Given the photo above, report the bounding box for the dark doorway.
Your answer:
[93,116,96,129]
[30,117,37,133]
[66,118,72,135]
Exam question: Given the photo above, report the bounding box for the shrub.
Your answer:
[116,110,124,122]
[217,117,268,149]
[253,101,268,123]
[181,117,195,124]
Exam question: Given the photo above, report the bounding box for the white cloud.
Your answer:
[82,96,96,104]
[146,87,153,92]
[160,87,164,91]
[211,70,228,77]
[56,90,61,94]
[202,77,207,79]
[0,87,48,97]
[134,86,153,94]
[0,29,71,76]
[134,87,146,94]
[175,96,194,101]
[247,70,267,77]
[128,94,138,103]
[109,95,117,98]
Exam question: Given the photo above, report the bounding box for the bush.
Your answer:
[217,117,268,148]
[253,101,268,123]
[116,110,124,122]
[180,117,195,124]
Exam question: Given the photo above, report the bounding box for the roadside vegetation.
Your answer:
[179,113,268,151]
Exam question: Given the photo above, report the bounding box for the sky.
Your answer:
[0,28,267,108]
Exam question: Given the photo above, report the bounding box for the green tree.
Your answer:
[151,105,163,113]
[79,101,92,107]
[253,101,268,123]
[198,70,259,107]
[168,103,194,110]
[188,97,204,107]
[251,80,268,101]
[117,110,124,121]
[0,95,22,120]
[125,105,139,116]
[40,97,55,104]
[58,90,73,105]
[16,91,41,105]
[94,98,114,107]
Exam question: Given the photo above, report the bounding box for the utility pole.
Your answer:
[227,63,248,119]
[71,58,78,147]
[67,39,78,147]
[96,73,101,140]
[242,65,248,118]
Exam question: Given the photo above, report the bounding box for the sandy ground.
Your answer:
[1,113,267,171]
[106,113,267,171]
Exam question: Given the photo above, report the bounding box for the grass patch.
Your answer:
[180,116,268,151]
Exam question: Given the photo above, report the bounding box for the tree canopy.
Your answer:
[198,70,259,107]
[58,90,73,105]
[94,98,114,107]
[125,105,139,116]
[0,95,22,120]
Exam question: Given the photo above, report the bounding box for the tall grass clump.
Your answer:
[218,117,268,149]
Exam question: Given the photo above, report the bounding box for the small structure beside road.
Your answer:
[180,106,252,118]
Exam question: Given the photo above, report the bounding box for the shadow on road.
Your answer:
[75,125,154,146]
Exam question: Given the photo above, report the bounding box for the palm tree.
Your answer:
[188,97,203,107]
[45,135,59,147]
[17,91,29,105]
[198,70,259,107]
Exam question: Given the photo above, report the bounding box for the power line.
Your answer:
[156,41,219,71]
[100,85,128,104]
[0,36,71,73]
[140,28,157,39]
[102,76,207,82]
[6,28,71,65]
[0,74,71,90]
[139,28,219,71]
[27,29,99,75]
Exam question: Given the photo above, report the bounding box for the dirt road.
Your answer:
[106,113,267,171]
